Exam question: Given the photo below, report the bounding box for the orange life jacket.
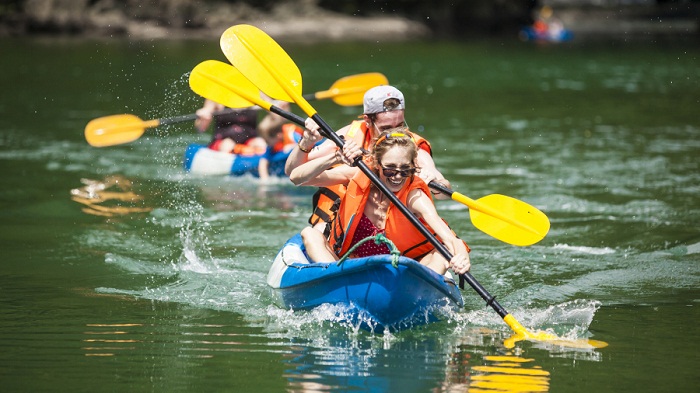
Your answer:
[308,120,432,226]
[328,172,443,260]
[208,139,267,156]
[271,123,303,154]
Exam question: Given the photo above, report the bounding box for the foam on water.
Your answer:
[552,244,616,255]
[95,219,607,356]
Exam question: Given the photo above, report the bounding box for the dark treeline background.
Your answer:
[0,0,698,39]
[317,0,537,36]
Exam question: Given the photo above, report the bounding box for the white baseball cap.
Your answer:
[363,86,405,114]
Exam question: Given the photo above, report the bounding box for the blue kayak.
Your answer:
[519,26,573,42]
[267,233,464,331]
[183,143,290,177]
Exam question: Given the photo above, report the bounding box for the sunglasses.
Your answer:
[379,165,417,178]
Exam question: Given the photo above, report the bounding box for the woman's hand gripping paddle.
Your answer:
[221,24,607,350]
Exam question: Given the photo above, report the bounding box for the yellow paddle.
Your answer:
[189,60,307,126]
[84,71,387,147]
[428,182,550,246]
[84,112,217,147]
[303,72,388,106]
[190,59,550,248]
[220,24,607,350]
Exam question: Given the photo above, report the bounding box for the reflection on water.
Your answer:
[196,180,303,212]
[78,316,555,392]
[278,325,555,393]
[83,323,142,357]
[470,355,550,392]
[81,319,289,360]
[70,175,152,217]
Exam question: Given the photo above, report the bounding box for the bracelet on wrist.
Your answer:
[298,141,312,154]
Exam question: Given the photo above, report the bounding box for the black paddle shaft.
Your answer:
[269,105,306,126]
[158,113,198,126]
[427,181,454,198]
[158,109,251,127]
[311,114,509,318]
[159,109,243,127]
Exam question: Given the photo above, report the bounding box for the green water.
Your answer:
[1,35,699,392]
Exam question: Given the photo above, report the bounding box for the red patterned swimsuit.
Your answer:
[347,214,390,257]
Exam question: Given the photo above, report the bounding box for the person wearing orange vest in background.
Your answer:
[194,99,268,155]
[290,128,470,276]
[257,101,304,181]
[285,86,450,234]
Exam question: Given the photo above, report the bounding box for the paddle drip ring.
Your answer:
[337,233,401,267]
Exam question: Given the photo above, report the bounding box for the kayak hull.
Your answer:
[267,234,464,331]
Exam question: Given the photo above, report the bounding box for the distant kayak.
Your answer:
[519,26,573,43]
[267,233,464,332]
[183,143,289,177]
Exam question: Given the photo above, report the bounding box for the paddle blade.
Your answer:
[189,60,260,109]
[470,194,550,246]
[220,24,302,102]
[503,314,608,349]
[322,72,389,106]
[85,114,152,147]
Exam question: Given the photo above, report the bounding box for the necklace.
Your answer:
[369,187,389,223]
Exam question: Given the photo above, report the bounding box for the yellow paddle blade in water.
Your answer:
[316,72,389,106]
[188,60,264,110]
[502,314,608,349]
[220,24,302,103]
[84,114,158,147]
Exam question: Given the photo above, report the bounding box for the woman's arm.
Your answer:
[407,189,471,274]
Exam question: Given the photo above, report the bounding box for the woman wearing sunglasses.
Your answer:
[290,128,471,276]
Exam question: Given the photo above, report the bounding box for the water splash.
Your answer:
[516,299,602,338]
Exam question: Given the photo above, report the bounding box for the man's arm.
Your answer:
[289,140,361,187]
[284,119,351,176]
[416,150,451,200]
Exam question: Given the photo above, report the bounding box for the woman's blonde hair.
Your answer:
[369,127,420,173]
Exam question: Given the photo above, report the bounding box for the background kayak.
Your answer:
[183,143,290,177]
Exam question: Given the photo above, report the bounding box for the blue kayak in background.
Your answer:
[267,233,464,332]
[519,26,573,43]
[183,143,289,177]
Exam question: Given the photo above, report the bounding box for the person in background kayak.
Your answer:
[284,86,450,234]
[256,101,304,181]
[290,128,470,276]
[194,99,267,155]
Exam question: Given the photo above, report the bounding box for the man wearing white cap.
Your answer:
[286,85,450,231]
